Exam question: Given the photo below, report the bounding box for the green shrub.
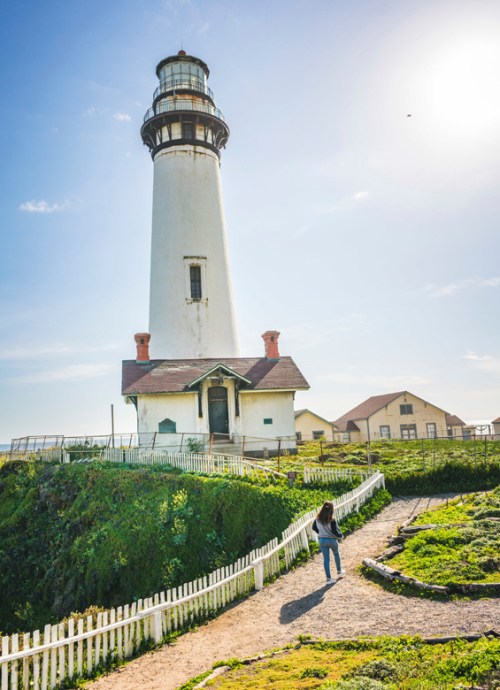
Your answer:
[0,461,351,634]
[388,490,500,588]
[300,666,329,678]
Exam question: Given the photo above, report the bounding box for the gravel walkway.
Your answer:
[86,496,499,690]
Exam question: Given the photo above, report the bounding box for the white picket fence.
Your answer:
[303,466,374,484]
[0,472,385,690]
[102,448,287,479]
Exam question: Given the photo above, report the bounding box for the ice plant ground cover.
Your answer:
[178,635,500,690]
[387,488,500,588]
[264,439,500,494]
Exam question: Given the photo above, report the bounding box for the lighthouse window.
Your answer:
[190,266,202,299]
[183,122,193,139]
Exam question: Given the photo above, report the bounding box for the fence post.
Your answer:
[300,527,309,552]
[252,558,264,591]
[1,636,9,688]
[153,612,162,644]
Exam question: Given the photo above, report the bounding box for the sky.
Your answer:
[1,0,499,443]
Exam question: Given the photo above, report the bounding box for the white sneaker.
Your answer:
[325,578,335,584]
[337,571,346,579]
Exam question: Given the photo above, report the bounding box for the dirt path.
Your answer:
[86,496,499,690]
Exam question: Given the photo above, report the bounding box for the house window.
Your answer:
[312,430,324,440]
[400,424,417,439]
[341,432,350,443]
[379,425,391,439]
[190,266,202,299]
[426,423,437,439]
[296,431,302,441]
[400,404,413,415]
[263,418,273,425]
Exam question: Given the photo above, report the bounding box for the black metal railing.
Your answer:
[153,77,214,102]
[143,99,226,124]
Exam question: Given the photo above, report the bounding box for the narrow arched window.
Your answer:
[190,265,202,299]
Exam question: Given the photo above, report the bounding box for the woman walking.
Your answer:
[312,500,345,584]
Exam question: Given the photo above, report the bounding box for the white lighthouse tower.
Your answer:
[141,50,239,359]
[123,50,309,454]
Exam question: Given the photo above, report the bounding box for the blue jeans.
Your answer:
[319,538,342,579]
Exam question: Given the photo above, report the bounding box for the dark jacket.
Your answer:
[312,518,343,540]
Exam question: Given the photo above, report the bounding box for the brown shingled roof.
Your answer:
[122,357,309,396]
[334,392,406,425]
[294,408,334,427]
[333,419,360,432]
[446,414,465,426]
[491,417,500,424]
[334,391,453,427]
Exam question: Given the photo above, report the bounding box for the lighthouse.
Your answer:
[140,50,239,359]
[123,51,309,454]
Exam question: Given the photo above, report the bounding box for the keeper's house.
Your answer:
[122,331,309,455]
[294,409,336,442]
[333,391,466,442]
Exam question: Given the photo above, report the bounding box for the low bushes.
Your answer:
[188,635,500,689]
[388,488,500,589]
[0,461,357,634]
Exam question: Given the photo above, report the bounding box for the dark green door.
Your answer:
[208,386,229,436]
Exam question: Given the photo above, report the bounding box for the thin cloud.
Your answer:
[0,343,119,360]
[19,200,69,214]
[314,190,370,215]
[197,21,210,34]
[82,106,109,118]
[10,363,115,384]
[483,277,500,287]
[113,112,131,122]
[462,352,500,375]
[425,277,500,298]
[461,352,493,362]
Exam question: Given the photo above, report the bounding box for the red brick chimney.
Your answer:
[262,330,280,360]
[134,333,151,363]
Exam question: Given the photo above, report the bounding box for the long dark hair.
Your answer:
[317,500,334,525]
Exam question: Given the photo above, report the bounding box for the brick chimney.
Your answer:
[134,333,151,363]
[262,330,280,360]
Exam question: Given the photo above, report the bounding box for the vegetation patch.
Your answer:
[390,489,499,589]
[0,461,364,634]
[269,439,500,494]
[363,489,500,596]
[200,635,500,689]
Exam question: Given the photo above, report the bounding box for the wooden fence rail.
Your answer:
[0,471,384,690]
[102,448,286,479]
[303,466,374,484]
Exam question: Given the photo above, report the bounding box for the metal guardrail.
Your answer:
[153,77,214,102]
[143,99,226,124]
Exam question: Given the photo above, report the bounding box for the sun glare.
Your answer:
[425,38,500,139]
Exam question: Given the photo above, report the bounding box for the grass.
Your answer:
[264,439,500,494]
[191,635,500,689]
[387,488,500,588]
